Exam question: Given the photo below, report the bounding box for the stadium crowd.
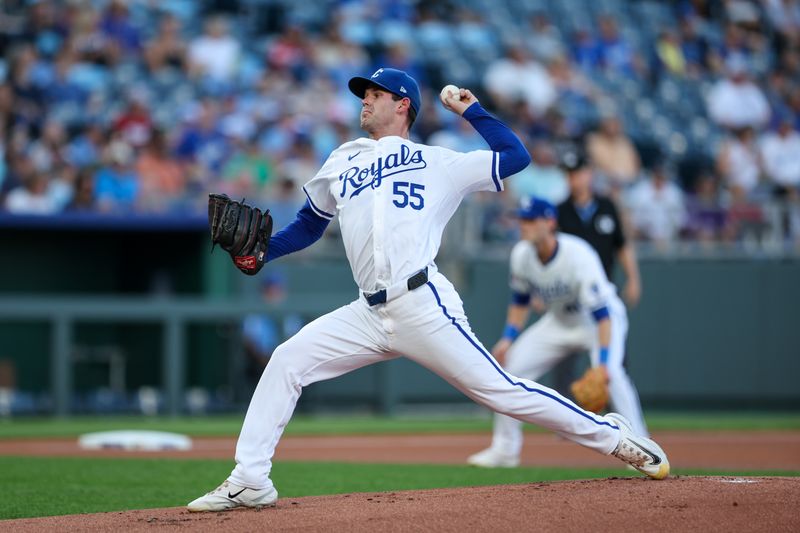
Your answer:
[0,0,798,248]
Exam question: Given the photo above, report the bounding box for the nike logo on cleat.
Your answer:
[228,488,247,499]
[348,151,361,161]
[632,440,661,465]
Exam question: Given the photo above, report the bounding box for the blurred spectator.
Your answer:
[655,30,687,77]
[586,113,642,192]
[548,54,599,106]
[596,16,643,78]
[143,13,187,73]
[506,141,568,205]
[526,12,565,63]
[312,26,369,88]
[65,122,105,168]
[685,173,728,242]
[570,28,602,71]
[28,119,67,172]
[99,0,142,58]
[135,129,186,212]
[678,16,710,75]
[113,90,153,148]
[220,134,275,200]
[706,56,770,129]
[716,126,764,198]
[759,116,800,198]
[281,134,321,193]
[267,25,313,82]
[70,4,117,67]
[4,171,59,214]
[48,164,77,210]
[188,16,240,83]
[626,161,687,245]
[8,44,45,129]
[65,168,97,212]
[94,139,139,212]
[764,0,800,44]
[46,49,88,106]
[175,99,229,175]
[483,43,557,118]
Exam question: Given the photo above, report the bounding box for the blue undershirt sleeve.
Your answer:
[591,306,610,322]
[511,291,532,306]
[462,103,531,178]
[266,200,330,262]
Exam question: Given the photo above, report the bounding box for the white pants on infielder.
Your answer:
[488,294,648,460]
[229,271,621,490]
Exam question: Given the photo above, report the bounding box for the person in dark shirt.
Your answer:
[552,146,643,397]
[556,147,641,303]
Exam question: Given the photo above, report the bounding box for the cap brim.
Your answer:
[348,77,372,99]
[348,76,405,101]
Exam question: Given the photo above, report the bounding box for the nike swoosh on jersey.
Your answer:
[348,151,361,161]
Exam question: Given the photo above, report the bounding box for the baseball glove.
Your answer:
[570,366,609,413]
[208,193,273,275]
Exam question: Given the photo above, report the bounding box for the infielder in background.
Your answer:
[468,197,649,468]
[189,68,669,512]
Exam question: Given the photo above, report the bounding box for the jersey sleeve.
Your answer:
[301,152,339,220]
[576,246,613,313]
[509,242,532,295]
[440,147,503,195]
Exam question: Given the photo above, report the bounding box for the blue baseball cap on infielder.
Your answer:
[348,68,421,116]
[517,197,557,220]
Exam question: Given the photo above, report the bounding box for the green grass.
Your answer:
[1,411,799,439]
[1,456,797,521]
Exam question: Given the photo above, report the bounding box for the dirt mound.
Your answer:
[5,477,798,532]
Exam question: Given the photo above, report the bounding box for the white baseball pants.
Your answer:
[488,294,648,460]
[229,271,621,489]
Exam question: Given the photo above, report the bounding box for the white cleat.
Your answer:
[467,447,520,468]
[187,480,278,512]
[607,412,670,480]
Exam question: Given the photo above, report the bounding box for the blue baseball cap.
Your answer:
[348,68,421,116]
[517,197,557,220]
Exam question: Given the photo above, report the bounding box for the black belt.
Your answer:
[364,267,429,306]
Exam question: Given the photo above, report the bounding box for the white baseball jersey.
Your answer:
[302,136,502,292]
[509,233,613,321]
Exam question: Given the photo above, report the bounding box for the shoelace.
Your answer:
[207,481,229,496]
[620,442,648,466]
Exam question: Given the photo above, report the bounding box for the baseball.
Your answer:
[440,84,461,102]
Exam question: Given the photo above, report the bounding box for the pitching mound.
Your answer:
[5,476,798,532]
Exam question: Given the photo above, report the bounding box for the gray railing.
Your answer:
[0,296,337,417]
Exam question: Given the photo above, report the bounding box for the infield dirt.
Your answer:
[4,477,799,532]
[2,431,799,531]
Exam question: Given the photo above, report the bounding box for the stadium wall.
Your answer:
[0,226,798,411]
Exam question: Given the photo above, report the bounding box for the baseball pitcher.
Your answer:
[189,68,669,512]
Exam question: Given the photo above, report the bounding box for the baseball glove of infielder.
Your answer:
[208,193,273,275]
[570,366,609,413]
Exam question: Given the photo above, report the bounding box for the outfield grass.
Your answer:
[1,411,799,439]
[1,456,797,520]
